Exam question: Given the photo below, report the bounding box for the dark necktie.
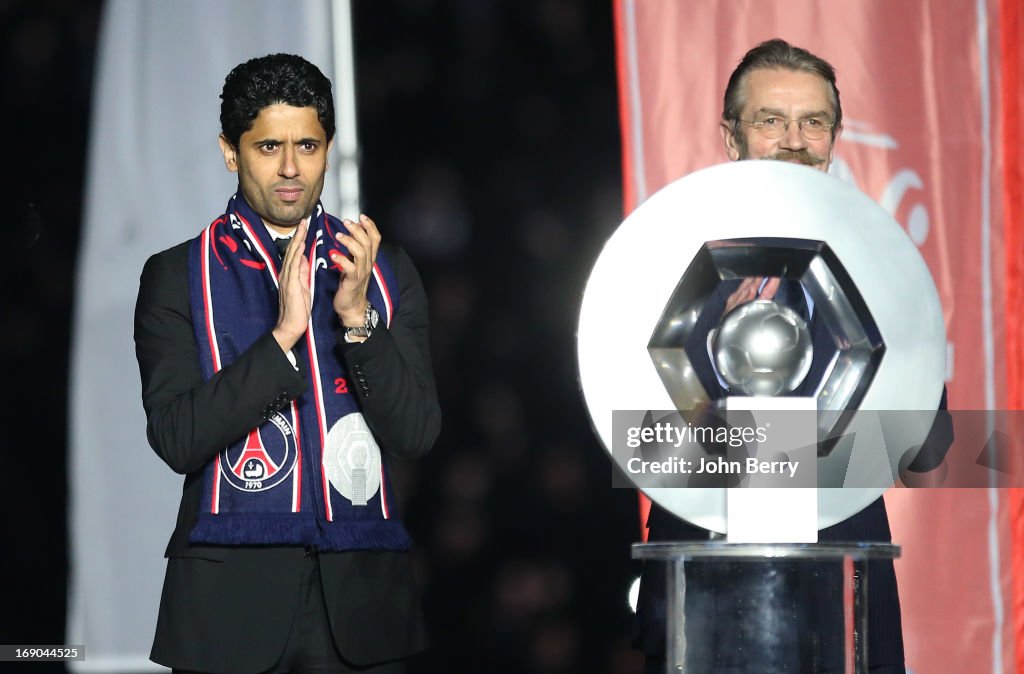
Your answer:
[274,237,292,259]
[778,278,817,396]
[773,278,810,322]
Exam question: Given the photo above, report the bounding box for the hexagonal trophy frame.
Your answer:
[648,237,885,455]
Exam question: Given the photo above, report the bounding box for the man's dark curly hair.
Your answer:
[220,53,336,148]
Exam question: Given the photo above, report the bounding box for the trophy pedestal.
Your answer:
[633,542,899,674]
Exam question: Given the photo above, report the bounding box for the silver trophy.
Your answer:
[578,161,945,533]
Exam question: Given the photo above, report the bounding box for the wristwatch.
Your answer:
[344,302,379,341]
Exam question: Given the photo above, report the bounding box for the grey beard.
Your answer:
[762,149,826,167]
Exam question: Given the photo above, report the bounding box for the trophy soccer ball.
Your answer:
[712,299,813,396]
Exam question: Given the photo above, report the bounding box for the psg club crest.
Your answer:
[219,411,298,492]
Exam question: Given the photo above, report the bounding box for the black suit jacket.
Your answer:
[134,239,441,672]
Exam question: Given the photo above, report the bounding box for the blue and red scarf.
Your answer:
[187,192,410,551]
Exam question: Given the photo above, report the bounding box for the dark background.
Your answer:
[2,1,642,672]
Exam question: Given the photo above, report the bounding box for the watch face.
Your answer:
[367,306,380,329]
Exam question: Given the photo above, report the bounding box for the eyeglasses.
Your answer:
[736,116,835,141]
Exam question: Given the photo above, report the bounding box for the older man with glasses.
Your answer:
[632,39,949,674]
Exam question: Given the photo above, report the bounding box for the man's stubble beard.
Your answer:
[761,149,827,168]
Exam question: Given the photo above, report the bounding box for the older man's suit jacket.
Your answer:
[134,240,440,673]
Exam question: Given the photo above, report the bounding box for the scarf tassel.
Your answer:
[190,512,411,550]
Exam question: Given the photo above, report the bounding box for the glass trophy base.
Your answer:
[633,542,900,674]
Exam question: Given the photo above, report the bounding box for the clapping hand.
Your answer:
[722,276,781,317]
[271,219,312,352]
[331,214,381,335]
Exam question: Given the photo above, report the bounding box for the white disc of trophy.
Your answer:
[577,161,945,533]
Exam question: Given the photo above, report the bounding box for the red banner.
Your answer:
[614,0,1023,671]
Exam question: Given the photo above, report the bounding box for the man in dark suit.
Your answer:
[134,54,440,673]
[634,39,949,674]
